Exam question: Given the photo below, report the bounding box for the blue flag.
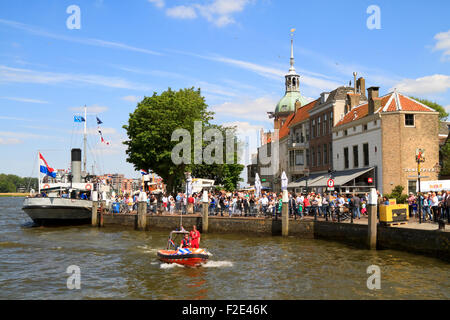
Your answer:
[96,116,103,125]
[74,116,85,123]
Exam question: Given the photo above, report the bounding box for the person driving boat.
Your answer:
[180,234,191,248]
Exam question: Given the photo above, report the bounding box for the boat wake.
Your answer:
[202,260,233,268]
[159,260,233,269]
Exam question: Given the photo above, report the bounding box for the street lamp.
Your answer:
[304,169,310,194]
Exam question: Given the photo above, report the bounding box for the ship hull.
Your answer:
[22,198,92,226]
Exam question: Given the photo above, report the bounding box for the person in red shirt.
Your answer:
[189,225,201,249]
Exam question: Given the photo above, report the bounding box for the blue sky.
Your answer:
[0,0,449,183]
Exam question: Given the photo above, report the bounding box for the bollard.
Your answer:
[367,188,378,250]
[137,192,147,231]
[202,190,209,233]
[282,190,289,236]
[99,200,106,227]
[91,201,98,227]
[91,191,98,227]
[438,219,445,231]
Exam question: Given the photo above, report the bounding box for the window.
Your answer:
[324,114,327,135]
[353,145,359,168]
[312,120,315,138]
[329,143,332,166]
[330,112,333,130]
[289,150,295,167]
[344,130,348,136]
[363,143,369,166]
[363,124,368,131]
[408,180,417,195]
[405,114,415,126]
[323,144,328,165]
[311,147,315,167]
[318,147,322,166]
[344,147,349,169]
[306,148,310,166]
[295,150,304,165]
[318,117,321,136]
[353,126,356,132]
[374,120,377,126]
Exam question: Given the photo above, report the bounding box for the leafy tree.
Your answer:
[411,97,448,121]
[191,125,244,191]
[123,88,216,193]
[440,138,450,176]
[385,185,407,204]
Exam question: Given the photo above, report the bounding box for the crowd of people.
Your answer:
[405,191,450,222]
[148,190,374,221]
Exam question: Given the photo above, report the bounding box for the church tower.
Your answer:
[269,35,308,130]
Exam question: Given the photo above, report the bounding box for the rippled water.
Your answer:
[0,197,449,299]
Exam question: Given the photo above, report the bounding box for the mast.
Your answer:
[37,150,41,195]
[83,104,87,174]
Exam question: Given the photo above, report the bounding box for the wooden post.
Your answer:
[99,200,106,227]
[91,201,98,226]
[137,191,147,231]
[282,190,289,236]
[91,191,98,227]
[202,190,208,233]
[367,188,378,250]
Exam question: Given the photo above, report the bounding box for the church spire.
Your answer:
[289,38,295,73]
[285,31,300,93]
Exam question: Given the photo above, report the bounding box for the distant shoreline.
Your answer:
[0,193,27,197]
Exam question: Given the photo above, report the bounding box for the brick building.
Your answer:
[332,87,440,194]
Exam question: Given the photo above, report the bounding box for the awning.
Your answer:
[333,167,373,186]
[287,167,374,188]
[287,173,325,188]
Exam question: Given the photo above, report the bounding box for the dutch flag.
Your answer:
[39,152,56,178]
[140,169,148,175]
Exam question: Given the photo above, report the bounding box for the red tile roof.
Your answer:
[335,91,436,127]
[278,99,318,139]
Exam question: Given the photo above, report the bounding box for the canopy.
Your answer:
[288,167,374,188]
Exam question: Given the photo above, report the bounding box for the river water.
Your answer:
[1,197,449,299]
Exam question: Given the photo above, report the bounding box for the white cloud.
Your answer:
[433,30,450,61]
[70,104,109,114]
[0,116,33,122]
[0,96,48,104]
[148,0,165,8]
[392,74,450,95]
[121,96,141,103]
[0,137,22,145]
[0,65,152,91]
[165,0,251,27]
[0,18,161,56]
[211,96,277,123]
[221,121,263,133]
[166,6,197,19]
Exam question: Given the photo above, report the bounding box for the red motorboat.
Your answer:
[157,230,210,267]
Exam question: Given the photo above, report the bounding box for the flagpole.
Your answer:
[83,104,87,174]
[37,150,41,195]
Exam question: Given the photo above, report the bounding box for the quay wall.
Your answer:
[101,214,450,262]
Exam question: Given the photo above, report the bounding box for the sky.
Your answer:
[0,0,449,184]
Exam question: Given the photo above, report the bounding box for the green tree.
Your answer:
[411,97,448,121]
[123,87,216,193]
[386,185,407,204]
[191,125,244,191]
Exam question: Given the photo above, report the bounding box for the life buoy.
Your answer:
[43,184,50,189]
[85,184,92,191]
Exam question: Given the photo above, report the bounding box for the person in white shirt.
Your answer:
[431,192,439,221]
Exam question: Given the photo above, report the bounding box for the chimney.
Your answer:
[295,100,301,112]
[71,148,82,183]
[353,72,357,93]
[367,86,381,115]
[356,77,365,96]
[347,92,361,111]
